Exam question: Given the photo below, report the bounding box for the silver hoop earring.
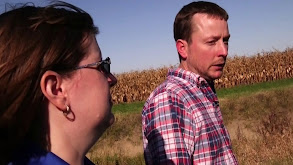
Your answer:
[63,105,71,116]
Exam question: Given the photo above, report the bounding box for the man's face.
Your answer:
[183,13,230,81]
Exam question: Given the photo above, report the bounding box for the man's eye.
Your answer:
[207,41,216,45]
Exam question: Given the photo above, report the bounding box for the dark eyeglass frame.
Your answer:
[75,57,111,74]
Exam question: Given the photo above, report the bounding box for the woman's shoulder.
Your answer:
[9,144,95,165]
[8,142,68,165]
[9,151,69,165]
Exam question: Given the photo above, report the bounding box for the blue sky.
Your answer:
[1,0,293,73]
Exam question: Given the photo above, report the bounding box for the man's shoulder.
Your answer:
[147,75,188,99]
[143,77,196,110]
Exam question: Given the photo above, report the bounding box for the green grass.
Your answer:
[112,101,144,114]
[217,78,293,98]
[91,78,293,164]
[112,78,293,114]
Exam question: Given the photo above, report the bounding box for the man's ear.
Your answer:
[176,39,188,60]
[40,70,67,111]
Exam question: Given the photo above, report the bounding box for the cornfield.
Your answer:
[111,47,293,104]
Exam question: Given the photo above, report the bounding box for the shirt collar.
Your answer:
[168,67,211,88]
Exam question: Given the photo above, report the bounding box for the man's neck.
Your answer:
[207,80,216,93]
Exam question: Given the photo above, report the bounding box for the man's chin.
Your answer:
[210,72,223,80]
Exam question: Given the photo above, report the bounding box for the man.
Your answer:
[142,1,238,164]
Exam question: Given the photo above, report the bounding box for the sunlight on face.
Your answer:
[186,13,230,81]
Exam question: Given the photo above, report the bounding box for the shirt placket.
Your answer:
[199,79,223,120]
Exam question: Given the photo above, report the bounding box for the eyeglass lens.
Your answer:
[99,59,110,74]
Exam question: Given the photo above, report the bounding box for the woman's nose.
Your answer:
[107,73,117,87]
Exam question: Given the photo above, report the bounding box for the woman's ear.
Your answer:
[176,39,188,60]
[40,70,67,110]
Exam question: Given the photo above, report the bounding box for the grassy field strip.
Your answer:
[90,78,293,164]
[217,77,293,98]
[112,78,293,114]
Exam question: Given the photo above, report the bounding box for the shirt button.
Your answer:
[213,101,219,107]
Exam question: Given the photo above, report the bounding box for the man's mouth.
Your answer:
[213,63,225,70]
[214,63,225,67]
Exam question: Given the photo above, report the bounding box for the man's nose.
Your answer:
[218,41,228,57]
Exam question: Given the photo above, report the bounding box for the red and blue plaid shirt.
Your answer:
[142,68,238,165]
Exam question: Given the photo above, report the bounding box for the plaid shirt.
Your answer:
[142,68,238,165]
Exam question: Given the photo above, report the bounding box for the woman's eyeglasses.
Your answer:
[75,57,111,74]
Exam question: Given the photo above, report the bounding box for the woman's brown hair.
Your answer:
[0,1,98,163]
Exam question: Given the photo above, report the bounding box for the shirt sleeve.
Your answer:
[142,89,194,165]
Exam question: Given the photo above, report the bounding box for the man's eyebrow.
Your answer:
[206,35,221,40]
[210,34,230,39]
[224,34,230,39]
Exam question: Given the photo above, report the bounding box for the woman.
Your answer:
[0,1,117,165]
